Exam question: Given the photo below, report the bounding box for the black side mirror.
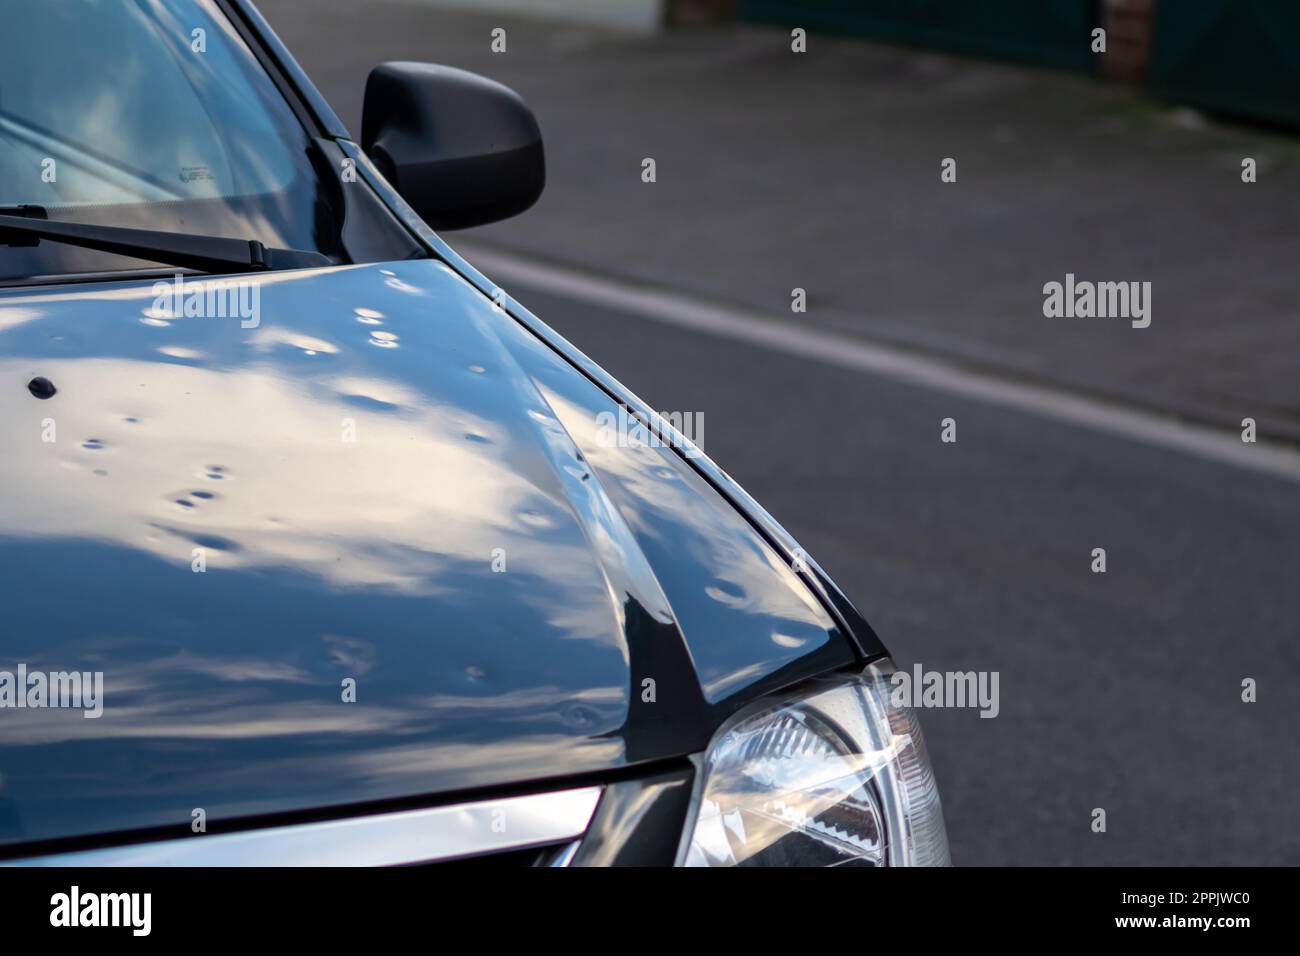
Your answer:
[361,63,545,231]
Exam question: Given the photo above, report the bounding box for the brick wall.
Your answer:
[667,0,737,27]
[1102,0,1155,81]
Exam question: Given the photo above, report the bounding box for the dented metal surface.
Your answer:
[0,259,855,847]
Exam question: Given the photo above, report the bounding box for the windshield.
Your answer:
[0,0,346,282]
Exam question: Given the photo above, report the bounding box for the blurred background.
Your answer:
[258,0,1300,865]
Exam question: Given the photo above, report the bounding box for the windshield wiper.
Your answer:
[0,206,333,274]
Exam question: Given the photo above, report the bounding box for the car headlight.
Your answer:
[683,659,950,866]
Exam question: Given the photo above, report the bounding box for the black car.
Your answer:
[0,0,947,867]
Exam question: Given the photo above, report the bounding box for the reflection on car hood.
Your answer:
[0,259,853,848]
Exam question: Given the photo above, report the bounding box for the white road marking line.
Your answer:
[457,241,1300,484]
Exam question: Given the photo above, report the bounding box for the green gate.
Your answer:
[740,0,1101,73]
[1150,1,1300,128]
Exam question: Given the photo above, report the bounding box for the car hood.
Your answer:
[0,259,853,849]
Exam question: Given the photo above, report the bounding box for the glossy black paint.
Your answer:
[0,0,886,853]
[330,138,886,665]
[0,259,857,848]
[311,138,426,266]
[229,0,885,665]
[571,766,696,866]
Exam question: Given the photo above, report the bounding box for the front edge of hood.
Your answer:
[0,258,854,851]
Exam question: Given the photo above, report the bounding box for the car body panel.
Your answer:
[335,139,886,661]
[0,259,856,849]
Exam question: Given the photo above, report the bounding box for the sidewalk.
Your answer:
[261,0,1300,443]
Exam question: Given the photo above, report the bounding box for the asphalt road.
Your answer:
[494,276,1299,867]
[253,1,1300,864]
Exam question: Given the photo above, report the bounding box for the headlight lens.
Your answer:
[683,659,950,866]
